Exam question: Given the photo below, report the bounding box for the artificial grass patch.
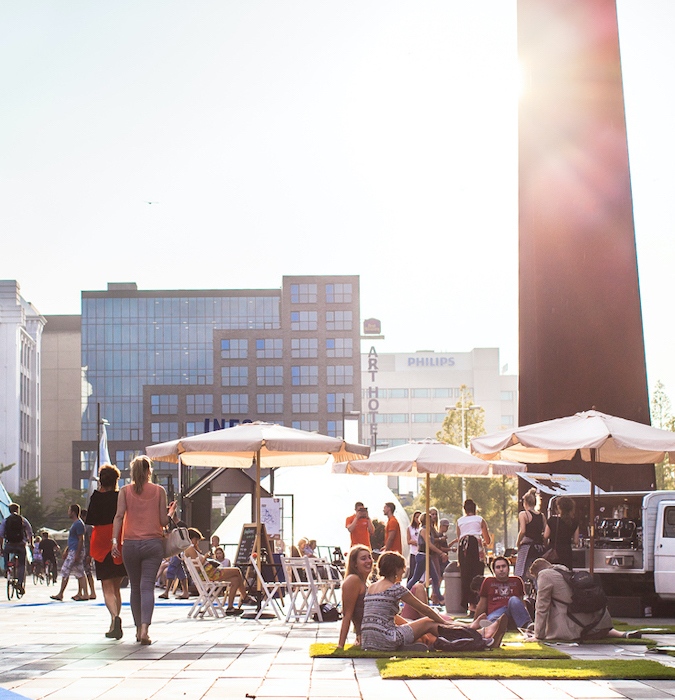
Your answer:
[377,657,675,680]
[309,638,569,660]
[613,620,675,633]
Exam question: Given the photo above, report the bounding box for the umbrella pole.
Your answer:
[589,450,596,575]
[256,449,262,594]
[425,473,430,596]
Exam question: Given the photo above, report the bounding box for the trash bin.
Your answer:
[443,562,463,614]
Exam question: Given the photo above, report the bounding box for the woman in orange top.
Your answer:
[112,456,175,645]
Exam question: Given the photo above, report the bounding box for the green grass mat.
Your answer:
[377,657,675,680]
[581,636,656,646]
[310,638,569,660]
[613,620,675,634]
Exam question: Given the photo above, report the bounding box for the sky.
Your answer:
[2,1,675,406]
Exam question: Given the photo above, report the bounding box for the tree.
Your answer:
[650,380,675,490]
[436,385,485,448]
[46,487,87,529]
[9,479,46,531]
[0,462,16,475]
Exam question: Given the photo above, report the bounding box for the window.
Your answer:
[256,366,283,386]
[501,415,515,426]
[257,394,283,413]
[501,391,515,401]
[326,310,352,330]
[221,339,248,359]
[433,388,452,398]
[326,338,353,358]
[290,284,317,303]
[291,338,318,358]
[291,311,317,331]
[185,422,202,437]
[327,393,354,413]
[292,393,319,413]
[221,366,248,386]
[151,422,179,442]
[222,394,249,414]
[326,420,343,437]
[151,394,178,415]
[186,394,213,415]
[326,283,352,303]
[327,365,354,385]
[411,388,431,398]
[368,413,409,423]
[663,506,675,538]
[292,365,318,386]
[292,420,319,432]
[256,338,282,358]
[412,413,446,423]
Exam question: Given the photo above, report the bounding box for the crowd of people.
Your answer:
[2,477,647,654]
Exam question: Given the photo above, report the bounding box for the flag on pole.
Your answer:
[87,421,110,499]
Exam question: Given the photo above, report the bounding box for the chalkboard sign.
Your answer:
[235,524,259,567]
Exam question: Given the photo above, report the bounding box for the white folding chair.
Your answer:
[181,553,230,619]
[248,556,286,621]
[280,555,322,623]
[309,558,342,607]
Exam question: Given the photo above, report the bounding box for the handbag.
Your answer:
[542,518,560,563]
[163,526,190,558]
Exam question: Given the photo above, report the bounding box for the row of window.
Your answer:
[290,283,352,304]
[221,337,353,359]
[152,419,349,442]
[151,392,355,419]
[362,387,475,399]
[290,310,352,331]
[363,413,515,424]
[221,365,354,387]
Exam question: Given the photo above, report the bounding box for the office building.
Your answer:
[73,276,361,490]
[0,280,46,494]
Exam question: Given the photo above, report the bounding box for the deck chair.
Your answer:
[181,553,230,619]
[248,555,286,621]
[308,558,342,608]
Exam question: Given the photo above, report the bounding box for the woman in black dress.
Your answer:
[515,488,547,578]
[544,496,580,570]
[85,464,127,639]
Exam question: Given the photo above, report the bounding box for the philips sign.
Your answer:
[407,356,455,367]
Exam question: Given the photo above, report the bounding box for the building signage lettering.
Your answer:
[367,346,379,447]
[407,356,455,367]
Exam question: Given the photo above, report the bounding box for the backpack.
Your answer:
[433,625,487,652]
[312,603,341,622]
[4,513,24,544]
[560,569,608,638]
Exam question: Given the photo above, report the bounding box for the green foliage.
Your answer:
[46,487,87,529]
[8,479,46,530]
[0,462,16,475]
[436,385,486,448]
[650,380,675,490]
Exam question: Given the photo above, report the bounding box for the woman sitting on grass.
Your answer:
[361,552,507,652]
[338,545,373,649]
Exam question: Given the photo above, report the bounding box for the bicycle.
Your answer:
[32,559,46,586]
[6,552,25,600]
[44,559,57,586]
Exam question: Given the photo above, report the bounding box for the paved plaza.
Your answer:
[2,581,675,700]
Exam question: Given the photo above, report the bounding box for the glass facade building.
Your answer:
[76,277,361,489]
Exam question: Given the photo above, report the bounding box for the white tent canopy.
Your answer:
[212,462,410,559]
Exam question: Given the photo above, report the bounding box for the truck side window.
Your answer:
[664,507,675,538]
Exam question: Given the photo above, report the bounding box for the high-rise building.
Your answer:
[73,276,361,490]
[0,280,46,494]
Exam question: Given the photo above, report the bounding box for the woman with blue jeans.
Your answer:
[112,456,176,645]
[406,513,444,602]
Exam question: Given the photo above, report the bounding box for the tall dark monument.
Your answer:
[518,0,654,490]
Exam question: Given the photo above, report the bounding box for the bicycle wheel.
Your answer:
[15,581,24,598]
[7,577,14,600]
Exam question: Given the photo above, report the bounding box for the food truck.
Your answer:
[519,473,675,614]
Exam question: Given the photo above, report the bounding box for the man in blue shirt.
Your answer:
[0,503,34,595]
[50,504,87,601]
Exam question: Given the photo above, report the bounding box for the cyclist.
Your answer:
[0,503,34,595]
[39,531,60,584]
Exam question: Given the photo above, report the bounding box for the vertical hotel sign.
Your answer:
[363,319,382,449]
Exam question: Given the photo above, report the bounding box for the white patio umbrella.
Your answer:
[147,421,370,556]
[471,409,675,572]
[334,439,500,586]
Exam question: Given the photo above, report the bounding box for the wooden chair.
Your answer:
[181,553,230,619]
[308,558,342,608]
[248,555,286,621]
[280,555,322,622]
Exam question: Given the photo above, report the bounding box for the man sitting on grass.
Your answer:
[475,555,533,631]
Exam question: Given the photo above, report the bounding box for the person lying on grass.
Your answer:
[359,551,507,652]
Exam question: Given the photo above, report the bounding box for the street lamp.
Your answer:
[445,400,482,502]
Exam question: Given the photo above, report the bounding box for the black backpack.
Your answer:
[4,513,24,544]
[560,570,608,637]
